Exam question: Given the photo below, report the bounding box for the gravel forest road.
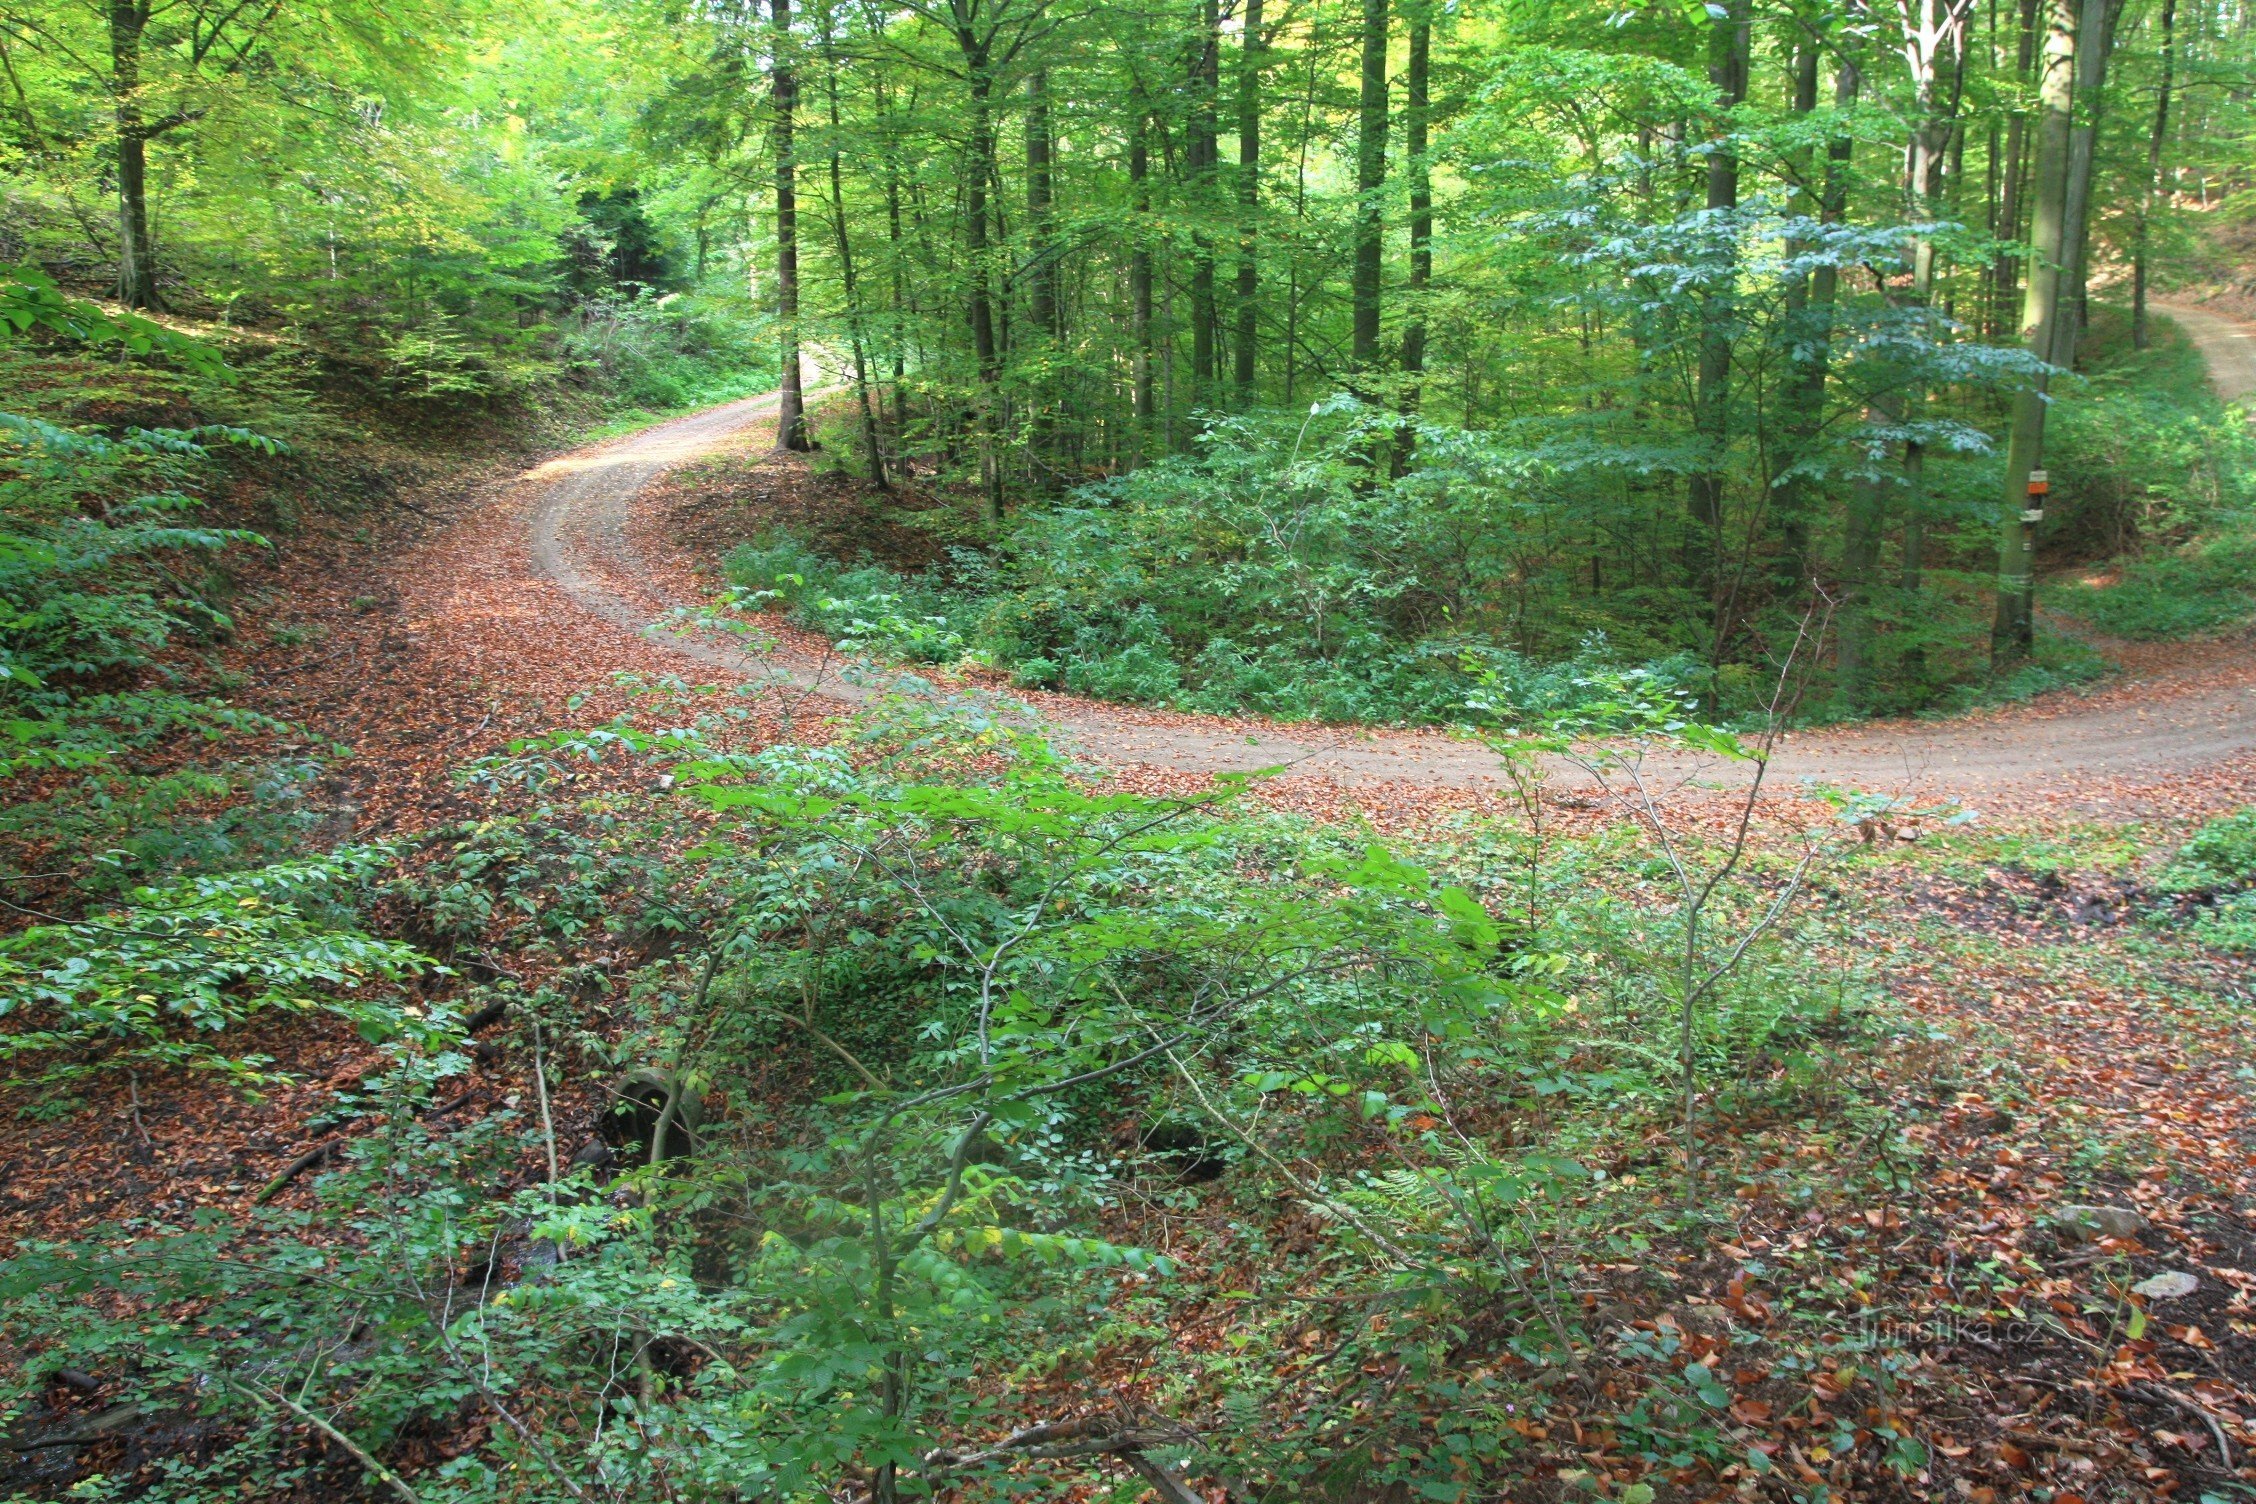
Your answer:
[509,327,2256,810]
[2153,297,2256,403]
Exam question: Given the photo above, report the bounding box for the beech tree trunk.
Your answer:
[819,11,885,488]
[1026,70,1057,343]
[1349,0,1389,375]
[110,0,161,309]
[1900,0,1974,591]
[1687,0,1748,565]
[956,32,1002,521]
[1190,0,1220,397]
[1991,0,2078,663]
[2055,0,2125,364]
[1393,0,1431,475]
[881,90,910,448]
[773,0,812,452]
[1772,34,1828,586]
[1233,0,1262,402]
[1130,106,1156,451]
[2132,0,2177,347]
[1990,0,2040,337]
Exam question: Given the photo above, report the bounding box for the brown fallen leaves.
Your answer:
[7,406,2256,1503]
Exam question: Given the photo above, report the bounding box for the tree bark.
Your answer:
[2055,0,2125,363]
[1817,42,1888,695]
[109,0,161,309]
[1771,32,1830,587]
[2132,0,2176,347]
[1350,0,1390,376]
[1025,69,1057,343]
[1900,0,1975,591]
[1130,105,1156,453]
[819,8,886,488]
[1990,0,2040,338]
[774,0,812,452]
[1687,0,1748,603]
[1991,0,2078,663]
[880,85,910,449]
[1395,0,1431,471]
[1233,0,1262,402]
[1190,0,1221,397]
[958,37,1003,521]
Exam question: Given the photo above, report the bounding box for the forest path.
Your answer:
[506,342,2256,815]
[2153,296,2256,403]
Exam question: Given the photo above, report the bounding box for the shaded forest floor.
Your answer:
[6,389,2256,1503]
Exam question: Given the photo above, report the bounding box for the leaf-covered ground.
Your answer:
[5,410,2255,1503]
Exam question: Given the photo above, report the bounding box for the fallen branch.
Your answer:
[462,995,510,1033]
[923,1415,1207,1498]
[252,1140,339,1204]
[2129,1381,2236,1470]
[6,1400,157,1451]
[225,1378,422,1503]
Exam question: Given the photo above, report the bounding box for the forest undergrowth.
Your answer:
[708,305,2252,734]
[3,298,2256,1502]
[6,638,2256,1503]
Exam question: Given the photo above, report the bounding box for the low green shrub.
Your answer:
[726,513,1727,727]
[557,289,772,414]
[2160,806,2256,894]
[0,846,435,1090]
[2049,534,2256,640]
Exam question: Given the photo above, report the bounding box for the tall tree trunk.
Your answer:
[1990,0,2040,337]
[1131,106,1156,454]
[881,98,910,450]
[960,44,1003,521]
[1772,33,1826,587]
[1820,40,1891,696]
[774,0,812,452]
[1688,0,1748,587]
[1024,68,1057,482]
[109,0,161,309]
[2133,0,2177,347]
[1991,0,2078,664]
[1900,0,1974,591]
[1025,70,1057,342]
[819,6,886,488]
[2056,0,2125,360]
[1190,0,1220,397]
[1350,0,1390,375]
[1284,32,1319,406]
[1233,0,1262,402]
[1394,0,1431,473]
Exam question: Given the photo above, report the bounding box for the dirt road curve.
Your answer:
[517,335,2256,808]
[2152,297,2256,403]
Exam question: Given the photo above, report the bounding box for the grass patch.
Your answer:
[2048,534,2256,639]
